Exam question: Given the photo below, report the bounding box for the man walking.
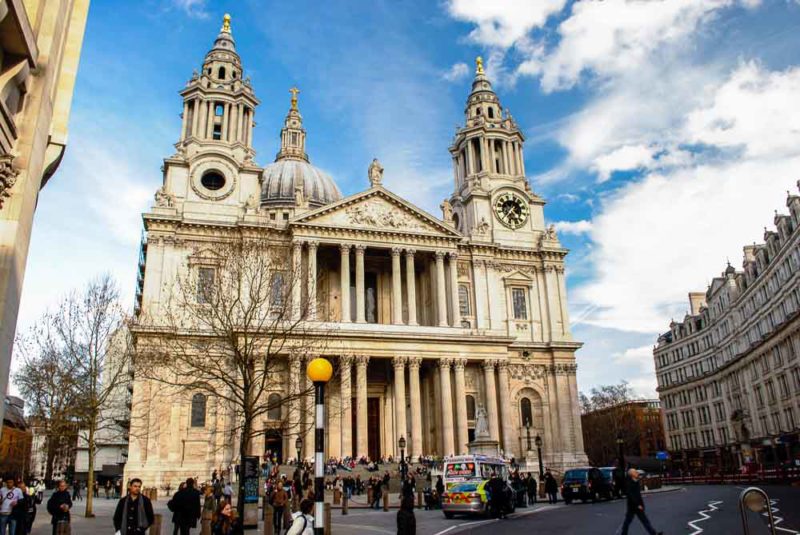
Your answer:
[618,469,663,535]
[113,478,155,535]
[167,478,201,535]
[526,473,537,505]
[46,481,72,535]
[0,477,23,535]
[544,471,558,504]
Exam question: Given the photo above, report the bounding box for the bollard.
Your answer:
[324,502,332,535]
[417,490,422,509]
[333,488,341,505]
[342,494,348,515]
[367,487,373,505]
[383,490,389,511]
[151,513,163,535]
[263,505,273,535]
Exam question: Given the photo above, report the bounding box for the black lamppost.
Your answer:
[398,436,407,480]
[616,432,625,470]
[525,420,532,452]
[534,435,544,478]
[295,436,303,466]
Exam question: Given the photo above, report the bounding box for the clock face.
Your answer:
[494,192,529,229]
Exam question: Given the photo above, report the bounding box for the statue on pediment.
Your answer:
[440,199,453,222]
[368,158,383,187]
[154,185,174,208]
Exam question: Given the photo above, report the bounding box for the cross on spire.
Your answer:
[290,87,300,110]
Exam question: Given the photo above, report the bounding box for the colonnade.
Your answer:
[181,97,254,147]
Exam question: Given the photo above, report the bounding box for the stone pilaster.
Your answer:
[453,359,469,454]
[482,360,500,441]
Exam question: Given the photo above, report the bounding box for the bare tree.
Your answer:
[134,236,332,516]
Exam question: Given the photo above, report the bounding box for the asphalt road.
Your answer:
[331,485,800,535]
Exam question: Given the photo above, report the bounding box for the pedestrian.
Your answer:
[202,484,216,534]
[617,469,663,535]
[486,472,506,519]
[167,478,202,535]
[396,496,416,535]
[544,471,558,504]
[526,474,537,505]
[113,478,155,535]
[370,479,382,509]
[222,481,232,503]
[269,482,288,533]
[46,480,72,535]
[211,501,238,535]
[93,481,99,499]
[21,481,38,535]
[286,498,314,535]
[70,481,81,502]
[0,476,23,535]
[435,476,444,500]
[401,475,415,501]
[105,481,112,500]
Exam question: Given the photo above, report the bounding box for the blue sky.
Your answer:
[14,0,800,397]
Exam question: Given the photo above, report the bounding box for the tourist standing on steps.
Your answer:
[617,469,663,535]
[46,480,72,535]
[113,478,154,535]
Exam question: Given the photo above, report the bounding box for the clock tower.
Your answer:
[447,58,546,247]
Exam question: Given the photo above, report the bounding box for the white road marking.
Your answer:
[333,523,395,533]
[763,499,800,534]
[431,504,563,535]
[687,500,723,534]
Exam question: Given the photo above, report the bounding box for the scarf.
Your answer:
[120,495,148,534]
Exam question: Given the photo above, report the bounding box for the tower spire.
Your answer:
[276,87,308,162]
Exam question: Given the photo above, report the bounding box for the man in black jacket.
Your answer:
[113,479,154,535]
[619,469,663,535]
[486,473,507,519]
[46,481,72,535]
[167,478,201,535]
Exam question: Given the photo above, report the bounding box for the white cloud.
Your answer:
[445,0,567,48]
[613,345,654,373]
[171,0,209,18]
[442,62,470,82]
[592,144,657,182]
[552,219,592,235]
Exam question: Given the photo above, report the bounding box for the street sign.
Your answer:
[655,451,669,460]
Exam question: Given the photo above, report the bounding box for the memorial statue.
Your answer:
[475,404,490,439]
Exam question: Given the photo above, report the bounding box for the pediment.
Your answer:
[502,269,535,282]
[291,187,460,238]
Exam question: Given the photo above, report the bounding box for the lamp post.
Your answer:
[307,357,333,535]
[295,436,303,466]
[534,435,543,479]
[399,436,407,480]
[616,433,625,471]
[525,420,532,452]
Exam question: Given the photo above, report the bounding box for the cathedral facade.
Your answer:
[125,16,587,486]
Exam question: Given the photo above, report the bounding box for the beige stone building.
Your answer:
[0,0,90,437]
[654,185,800,472]
[126,17,586,486]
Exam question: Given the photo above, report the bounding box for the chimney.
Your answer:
[688,292,706,315]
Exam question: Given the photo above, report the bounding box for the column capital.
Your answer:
[355,354,370,368]
[292,240,304,250]
[439,357,453,370]
[448,251,459,260]
[435,250,446,260]
[339,243,352,253]
[339,354,354,367]
[288,354,303,366]
[392,356,407,369]
[307,240,319,251]
[496,360,509,372]
[354,244,367,253]
[405,248,416,256]
[453,358,468,371]
[391,247,403,257]
[407,357,423,370]
[481,359,497,371]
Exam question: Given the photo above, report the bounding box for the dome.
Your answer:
[261,159,342,208]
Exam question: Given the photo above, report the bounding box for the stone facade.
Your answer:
[125,17,587,487]
[654,184,800,471]
[0,0,90,437]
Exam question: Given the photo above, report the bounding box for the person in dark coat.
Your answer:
[619,469,663,535]
[396,496,416,535]
[486,472,506,519]
[544,471,558,504]
[526,474,537,505]
[11,481,31,535]
[113,478,155,535]
[46,481,72,535]
[167,478,202,535]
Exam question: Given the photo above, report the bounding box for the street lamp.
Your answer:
[398,436,407,480]
[534,435,544,479]
[616,432,625,470]
[295,436,303,466]
[307,357,333,535]
[525,420,532,452]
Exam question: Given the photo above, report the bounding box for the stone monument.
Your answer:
[468,404,500,457]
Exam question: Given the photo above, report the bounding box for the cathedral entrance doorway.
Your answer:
[264,429,283,464]
[353,397,382,460]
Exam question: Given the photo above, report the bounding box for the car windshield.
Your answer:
[600,469,614,479]
[449,483,479,492]
[564,469,589,481]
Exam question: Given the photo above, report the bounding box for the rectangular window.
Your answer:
[511,288,528,320]
[197,267,215,304]
[458,284,471,317]
[213,123,222,140]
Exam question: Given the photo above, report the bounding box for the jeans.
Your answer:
[273,505,285,532]
[619,508,657,535]
[0,515,15,535]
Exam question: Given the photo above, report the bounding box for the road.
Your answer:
[331,485,800,535]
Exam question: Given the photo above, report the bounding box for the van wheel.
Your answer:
[444,512,454,519]
[564,498,572,505]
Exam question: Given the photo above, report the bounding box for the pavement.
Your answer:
[29,484,800,534]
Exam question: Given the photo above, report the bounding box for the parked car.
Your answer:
[561,467,613,504]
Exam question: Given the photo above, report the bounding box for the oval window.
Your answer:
[201,170,226,191]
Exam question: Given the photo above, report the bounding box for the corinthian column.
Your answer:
[496,361,514,458]
[391,248,403,325]
[307,241,318,320]
[292,241,303,320]
[392,357,407,456]
[439,359,455,456]
[356,355,370,458]
[405,249,417,325]
[355,245,366,323]
[448,253,461,327]
[407,357,423,460]
[482,361,500,441]
[453,359,469,454]
[435,251,448,327]
[339,244,351,322]
[340,355,353,458]
[303,356,315,460]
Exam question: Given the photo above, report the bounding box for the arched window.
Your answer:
[218,66,226,80]
[267,393,282,420]
[458,284,471,317]
[191,393,207,427]
[520,397,532,427]
[270,273,285,307]
[466,395,476,421]
[487,107,494,119]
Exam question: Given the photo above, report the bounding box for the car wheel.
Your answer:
[444,512,454,519]
[564,498,572,505]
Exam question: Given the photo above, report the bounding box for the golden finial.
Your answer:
[289,87,300,110]
[221,13,231,33]
[476,56,484,75]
